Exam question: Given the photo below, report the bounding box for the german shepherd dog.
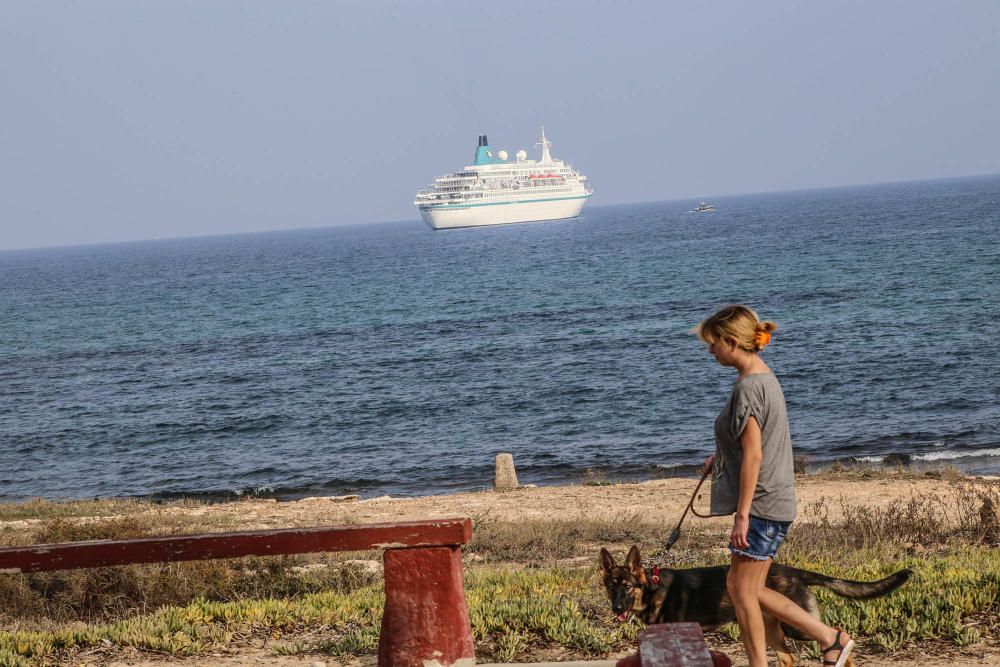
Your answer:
[600,546,912,667]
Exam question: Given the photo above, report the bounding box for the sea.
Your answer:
[2,175,999,502]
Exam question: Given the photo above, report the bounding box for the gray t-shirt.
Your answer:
[710,372,797,522]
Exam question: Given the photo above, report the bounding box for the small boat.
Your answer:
[691,202,716,213]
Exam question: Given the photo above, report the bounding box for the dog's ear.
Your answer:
[599,548,616,575]
[625,545,645,582]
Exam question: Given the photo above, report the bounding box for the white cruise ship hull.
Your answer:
[419,194,590,230]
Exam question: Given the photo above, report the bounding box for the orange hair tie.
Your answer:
[755,330,772,349]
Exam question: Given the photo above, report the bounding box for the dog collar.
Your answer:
[651,565,660,585]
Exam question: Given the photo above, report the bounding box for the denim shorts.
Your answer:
[730,515,791,561]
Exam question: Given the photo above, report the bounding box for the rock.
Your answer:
[494,452,519,492]
[292,563,329,574]
[342,559,383,574]
[328,494,360,502]
[361,495,393,503]
[299,494,359,503]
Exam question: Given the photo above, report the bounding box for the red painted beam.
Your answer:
[0,518,472,573]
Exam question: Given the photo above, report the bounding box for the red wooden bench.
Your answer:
[0,518,475,667]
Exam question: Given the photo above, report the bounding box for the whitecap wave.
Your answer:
[842,447,1000,464]
[912,448,1000,462]
[233,485,275,497]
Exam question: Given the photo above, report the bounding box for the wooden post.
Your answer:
[379,546,475,667]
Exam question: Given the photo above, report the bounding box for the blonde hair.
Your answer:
[696,305,778,353]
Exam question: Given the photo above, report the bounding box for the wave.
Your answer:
[850,447,1000,464]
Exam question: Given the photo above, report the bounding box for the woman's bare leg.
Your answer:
[727,554,771,667]
[757,586,852,664]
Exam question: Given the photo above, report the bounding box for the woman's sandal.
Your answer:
[821,630,856,667]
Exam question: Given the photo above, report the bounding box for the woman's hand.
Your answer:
[702,454,715,476]
[731,514,750,550]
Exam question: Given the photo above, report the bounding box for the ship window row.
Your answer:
[425,185,581,198]
[475,187,574,197]
[443,187,575,198]
[439,171,575,182]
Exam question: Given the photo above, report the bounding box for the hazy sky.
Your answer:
[2,1,998,250]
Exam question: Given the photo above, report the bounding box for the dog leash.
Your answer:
[650,469,711,585]
[662,465,723,551]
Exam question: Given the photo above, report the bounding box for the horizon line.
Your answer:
[2,171,998,254]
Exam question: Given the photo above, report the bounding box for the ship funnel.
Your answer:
[474,133,501,165]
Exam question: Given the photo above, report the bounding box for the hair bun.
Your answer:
[754,321,777,350]
[754,329,772,350]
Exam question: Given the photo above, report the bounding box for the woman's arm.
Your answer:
[732,415,763,549]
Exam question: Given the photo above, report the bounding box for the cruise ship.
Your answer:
[414,128,592,230]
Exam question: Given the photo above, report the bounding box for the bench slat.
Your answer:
[0,518,472,573]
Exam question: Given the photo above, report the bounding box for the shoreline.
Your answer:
[4,458,997,508]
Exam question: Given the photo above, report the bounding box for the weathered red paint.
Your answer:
[379,546,475,667]
[638,623,716,667]
[708,650,732,667]
[0,518,472,573]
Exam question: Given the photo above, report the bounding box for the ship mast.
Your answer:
[537,126,552,164]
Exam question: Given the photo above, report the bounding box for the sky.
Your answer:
[2,1,999,251]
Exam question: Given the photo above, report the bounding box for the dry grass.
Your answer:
[788,478,1000,560]
[467,511,667,564]
[0,514,381,627]
[0,498,153,522]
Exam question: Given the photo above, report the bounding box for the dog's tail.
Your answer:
[797,567,913,599]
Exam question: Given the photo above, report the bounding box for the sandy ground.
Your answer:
[140,473,988,533]
[20,473,1000,666]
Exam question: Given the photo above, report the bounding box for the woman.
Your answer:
[698,305,854,667]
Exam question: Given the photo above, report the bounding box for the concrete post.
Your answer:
[494,452,518,492]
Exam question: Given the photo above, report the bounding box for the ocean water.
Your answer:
[2,176,999,502]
